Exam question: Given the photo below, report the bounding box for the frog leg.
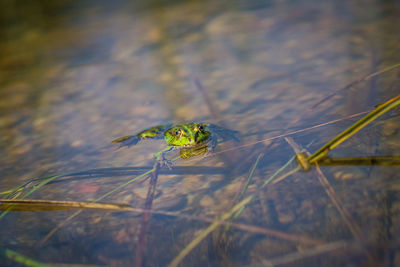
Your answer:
[112,124,172,148]
[137,124,172,140]
[112,135,140,147]
[154,145,175,169]
[206,137,218,154]
[112,131,165,148]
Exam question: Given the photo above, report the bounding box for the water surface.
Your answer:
[1,0,400,266]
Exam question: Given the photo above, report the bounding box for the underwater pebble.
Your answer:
[155,196,187,211]
[89,115,101,123]
[33,118,47,128]
[146,27,163,43]
[390,184,400,191]
[115,228,131,244]
[200,195,214,207]
[75,182,99,194]
[277,210,295,224]
[387,140,400,150]
[299,200,315,217]
[133,187,149,199]
[223,181,241,194]
[249,239,293,260]
[381,119,399,136]
[394,251,400,267]
[181,176,202,191]
[333,169,364,181]
[91,216,102,224]
[206,12,258,35]
[120,194,134,204]
[71,140,84,147]
[13,143,33,155]
[158,72,174,83]
[175,105,204,121]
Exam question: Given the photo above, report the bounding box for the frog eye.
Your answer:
[175,129,184,138]
[199,125,204,130]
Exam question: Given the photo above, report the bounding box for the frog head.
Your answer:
[164,123,211,147]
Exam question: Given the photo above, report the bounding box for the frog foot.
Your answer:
[159,157,174,170]
[154,152,173,169]
[207,138,218,154]
[154,146,174,169]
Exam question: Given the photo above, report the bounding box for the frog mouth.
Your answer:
[183,140,207,147]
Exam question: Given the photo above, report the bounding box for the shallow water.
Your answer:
[1,0,400,266]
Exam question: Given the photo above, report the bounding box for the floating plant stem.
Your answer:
[38,166,157,246]
[318,156,400,166]
[0,199,132,212]
[238,153,263,200]
[135,161,160,267]
[308,94,400,164]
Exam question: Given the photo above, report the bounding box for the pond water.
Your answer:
[1,0,400,266]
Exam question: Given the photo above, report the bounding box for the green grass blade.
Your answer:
[1,248,49,267]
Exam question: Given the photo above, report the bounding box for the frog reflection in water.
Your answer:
[112,123,238,160]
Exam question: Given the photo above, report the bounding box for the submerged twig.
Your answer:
[197,110,370,160]
[265,240,358,266]
[127,206,326,245]
[169,195,253,267]
[193,76,222,124]
[135,161,160,267]
[310,63,400,111]
[288,63,400,128]
[286,138,365,243]
[193,76,241,169]
[313,163,364,242]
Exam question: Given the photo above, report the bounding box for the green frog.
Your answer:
[112,122,238,160]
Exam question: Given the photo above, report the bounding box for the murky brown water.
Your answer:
[1,0,399,266]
